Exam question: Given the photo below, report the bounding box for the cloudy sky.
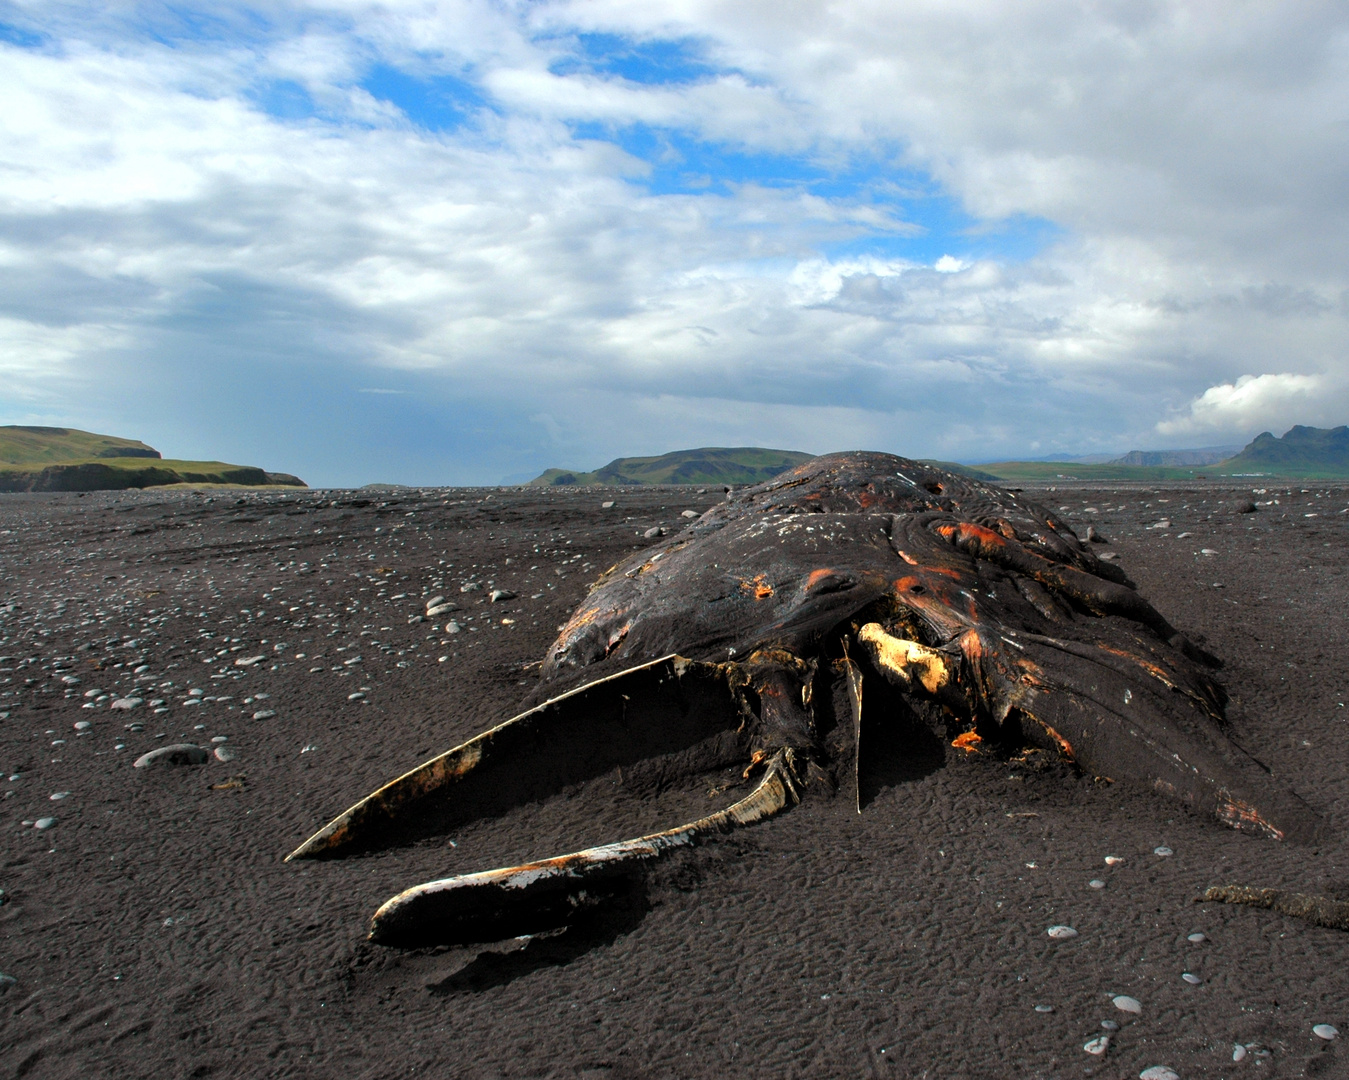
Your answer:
[2,1,1347,485]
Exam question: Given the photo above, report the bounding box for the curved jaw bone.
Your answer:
[289,655,807,947]
[369,750,799,947]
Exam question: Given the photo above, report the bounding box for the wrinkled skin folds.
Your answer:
[292,452,1322,946]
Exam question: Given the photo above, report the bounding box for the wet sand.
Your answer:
[2,480,1348,1079]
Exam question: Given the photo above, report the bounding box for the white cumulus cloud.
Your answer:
[1157,373,1331,437]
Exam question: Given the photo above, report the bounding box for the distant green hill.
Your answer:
[531,447,814,487]
[0,425,160,464]
[0,426,305,491]
[1216,425,1349,477]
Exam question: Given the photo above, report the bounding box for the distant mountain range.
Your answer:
[976,426,1349,481]
[0,426,305,492]
[529,427,1349,488]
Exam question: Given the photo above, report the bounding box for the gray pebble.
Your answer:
[446,621,461,634]
[1113,995,1143,1014]
[1101,1020,1119,1031]
[133,744,208,768]
[210,736,228,743]
[1154,846,1173,856]
[1139,1068,1179,1080]
[1187,932,1206,943]
[213,746,238,762]
[74,721,92,731]
[1182,973,1202,985]
[1083,1036,1109,1056]
[110,697,144,710]
[643,527,665,539]
[1089,879,1106,889]
[1313,1024,1338,1040]
[681,510,699,519]
[489,589,516,603]
[1047,925,1078,940]
[601,500,615,509]
[1034,1004,1054,1013]
[252,709,276,720]
[1232,1044,1247,1062]
[34,817,55,830]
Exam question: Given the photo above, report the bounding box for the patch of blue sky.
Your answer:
[0,19,46,48]
[576,121,1062,266]
[359,63,487,132]
[247,78,319,122]
[549,33,724,86]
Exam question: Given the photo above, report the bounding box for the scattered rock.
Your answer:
[1089,879,1106,889]
[446,621,461,634]
[1200,548,1218,556]
[1235,499,1257,513]
[1047,925,1078,940]
[1154,845,1173,856]
[1139,1068,1179,1080]
[234,656,265,667]
[1033,1004,1054,1013]
[1187,932,1206,943]
[252,709,276,720]
[1112,995,1143,1014]
[601,500,615,509]
[133,744,209,768]
[489,589,516,603]
[1233,1044,1247,1062]
[681,510,699,519]
[426,603,456,617]
[110,697,144,710]
[460,582,481,593]
[1104,855,1124,865]
[643,526,665,539]
[74,721,91,731]
[1313,1024,1339,1040]
[34,817,55,830]
[1083,1036,1109,1056]
[425,595,445,609]
[1181,973,1202,985]
[214,746,238,762]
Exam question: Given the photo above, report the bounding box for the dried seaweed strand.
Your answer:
[1201,885,1349,930]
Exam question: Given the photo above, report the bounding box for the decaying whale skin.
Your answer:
[291,452,1322,946]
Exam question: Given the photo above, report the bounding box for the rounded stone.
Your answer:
[253,709,276,720]
[1182,973,1202,985]
[1113,995,1143,1014]
[1187,932,1206,943]
[1313,1024,1338,1040]
[34,817,55,830]
[1089,879,1106,889]
[1083,1036,1109,1056]
[1139,1068,1179,1080]
[213,746,238,762]
[1154,845,1173,856]
[1047,925,1078,940]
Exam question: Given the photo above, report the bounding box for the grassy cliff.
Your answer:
[0,426,305,491]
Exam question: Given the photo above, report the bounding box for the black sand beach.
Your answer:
[3,481,1348,1079]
